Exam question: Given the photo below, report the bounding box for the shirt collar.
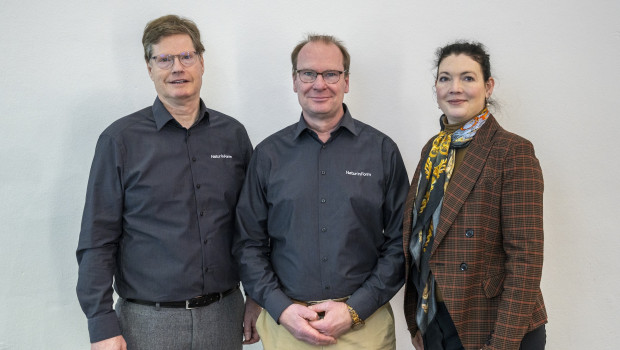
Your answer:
[153,97,209,131]
[293,103,358,139]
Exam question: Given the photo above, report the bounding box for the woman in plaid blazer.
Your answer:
[403,42,547,350]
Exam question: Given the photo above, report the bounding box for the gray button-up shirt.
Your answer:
[76,97,252,343]
[233,105,408,322]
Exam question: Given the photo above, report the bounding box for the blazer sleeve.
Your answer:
[487,138,544,350]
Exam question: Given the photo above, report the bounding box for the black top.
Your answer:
[76,97,252,342]
[233,104,409,322]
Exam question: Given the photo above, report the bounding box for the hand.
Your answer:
[278,303,337,346]
[242,297,261,344]
[91,335,127,350]
[412,330,424,350]
[308,301,352,339]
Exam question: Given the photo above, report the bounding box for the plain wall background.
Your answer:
[1,0,619,349]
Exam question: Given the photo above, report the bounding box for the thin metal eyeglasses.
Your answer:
[296,70,347,84]
[150,51,199,69]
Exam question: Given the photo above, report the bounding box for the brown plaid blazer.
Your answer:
[403,116,547,350]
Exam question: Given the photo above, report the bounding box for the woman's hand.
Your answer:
[412,330,424,350]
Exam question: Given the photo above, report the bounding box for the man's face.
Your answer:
[293,42,349,121]
[147,34,204,107]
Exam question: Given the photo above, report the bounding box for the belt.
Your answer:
[126,284,238,309]
[291,296,349,307]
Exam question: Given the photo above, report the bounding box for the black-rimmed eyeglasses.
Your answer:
[296,69,347,84]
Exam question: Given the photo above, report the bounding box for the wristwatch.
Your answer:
[347,305,365,329]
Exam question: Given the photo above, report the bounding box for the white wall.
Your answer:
[1,0,618,349]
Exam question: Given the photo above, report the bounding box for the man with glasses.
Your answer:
[234,35,409,349]
[76,15,260,350]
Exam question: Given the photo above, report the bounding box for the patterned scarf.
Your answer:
[409,108,489,334]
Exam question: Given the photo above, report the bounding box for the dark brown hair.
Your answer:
[435,41,492,82]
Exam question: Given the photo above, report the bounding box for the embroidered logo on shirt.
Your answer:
[210,154,232,159]
[345,170,372,177]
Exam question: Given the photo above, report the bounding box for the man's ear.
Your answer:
[147,62,154,81]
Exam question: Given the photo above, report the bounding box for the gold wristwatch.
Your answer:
[347,305,365,329]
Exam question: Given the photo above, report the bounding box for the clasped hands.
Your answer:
[278,300,353,346]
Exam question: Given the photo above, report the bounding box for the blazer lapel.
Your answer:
[430,116,499,256]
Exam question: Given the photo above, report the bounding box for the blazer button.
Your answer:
[460,263,468,271]
[465,229,474,238]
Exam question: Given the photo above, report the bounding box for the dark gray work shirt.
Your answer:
[233,105,409,322]
[76,97,252,343]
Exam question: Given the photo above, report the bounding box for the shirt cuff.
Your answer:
[346,289,378,320]
[87,311,121,343]
[264,289,293,324]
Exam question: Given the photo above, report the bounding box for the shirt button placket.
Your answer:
[318,146,328,235]
[318,144,330,297]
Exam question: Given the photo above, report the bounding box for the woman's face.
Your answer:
[435,54,494,124]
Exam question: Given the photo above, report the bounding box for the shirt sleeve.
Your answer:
[487,139,544,349]
[233,147,293,322]
[238,124,254,170]
[346,138,410,320]
[76,133,124,343]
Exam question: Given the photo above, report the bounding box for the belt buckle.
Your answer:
[185,293,223,309]
[186,295,205,310]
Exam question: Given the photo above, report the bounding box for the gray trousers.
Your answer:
[115,289,244,350]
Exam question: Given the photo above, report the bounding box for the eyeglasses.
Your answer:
[150,51,199,69]
[296,70,347,84]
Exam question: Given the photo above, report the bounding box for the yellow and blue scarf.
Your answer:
[409,108,489,333]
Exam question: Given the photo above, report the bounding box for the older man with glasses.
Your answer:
[76,15,260,350]
[233,34,409,350]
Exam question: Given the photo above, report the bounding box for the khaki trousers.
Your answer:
[257,302,396,350]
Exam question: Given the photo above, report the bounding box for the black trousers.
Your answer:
[422,302,546,350]
[422,302,465,350]
[520,324,546,350]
